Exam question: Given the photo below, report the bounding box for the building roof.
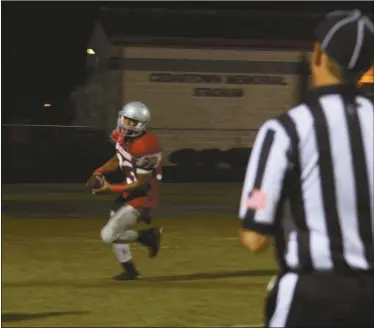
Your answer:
[100,8,314,41]
[98,7,374,49]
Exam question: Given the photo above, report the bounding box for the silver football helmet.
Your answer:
[117,101,151,137]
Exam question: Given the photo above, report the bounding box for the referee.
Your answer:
[238,10,374,327]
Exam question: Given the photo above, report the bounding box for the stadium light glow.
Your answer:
[86,48,96,55]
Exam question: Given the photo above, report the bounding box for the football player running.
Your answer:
[87,101,163,281]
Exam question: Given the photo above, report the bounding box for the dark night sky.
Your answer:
[2,1,372,124]
[2,1,100,123]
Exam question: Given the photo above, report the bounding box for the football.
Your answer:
[92,175,104,190]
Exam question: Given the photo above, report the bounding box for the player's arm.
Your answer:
[87,129,124,188]
[86,155,119,187]
[238,119,291,253]
[95,155,120,175]
[109,169,152,193]
[108,152,161,193]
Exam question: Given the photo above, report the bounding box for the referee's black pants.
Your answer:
[265,271,374,327]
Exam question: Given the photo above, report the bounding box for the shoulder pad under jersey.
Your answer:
[130,133,161,157]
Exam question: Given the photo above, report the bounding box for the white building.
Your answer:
[72,7,312,156]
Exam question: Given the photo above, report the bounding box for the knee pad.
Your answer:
[101,205,140,244]
[100,226,117,244]
[115,205,140,227]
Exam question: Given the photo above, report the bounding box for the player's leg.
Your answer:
[101,205,162,280]
[103,205,162,250]
[108,209,139,280]
[112,244,140,280]
[111,225,162,280]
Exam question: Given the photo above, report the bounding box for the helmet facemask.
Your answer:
[117,115,146,138]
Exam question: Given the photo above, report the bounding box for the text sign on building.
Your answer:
[193,88,244,98]
[149,73,222,84]
[149,73,287,98]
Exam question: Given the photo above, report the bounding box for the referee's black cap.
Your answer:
[314,10,374,73]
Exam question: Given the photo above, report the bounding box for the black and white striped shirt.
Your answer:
[239,85,374,273]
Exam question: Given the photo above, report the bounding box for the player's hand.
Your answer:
[92,175,111,195]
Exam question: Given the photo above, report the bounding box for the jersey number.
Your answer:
[137,153,161,170]
[117,153,132,169]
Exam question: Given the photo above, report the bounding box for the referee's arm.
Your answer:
[239,119,291,253]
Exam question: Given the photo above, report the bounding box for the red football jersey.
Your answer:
[113,131,162,213]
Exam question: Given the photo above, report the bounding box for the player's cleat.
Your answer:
[149,227,162,258]
[112,271,142,281]
[137,227,163,258]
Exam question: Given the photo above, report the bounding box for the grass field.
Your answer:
[2,184,277,327]
[2,216,277,327]
[1,183,242,202]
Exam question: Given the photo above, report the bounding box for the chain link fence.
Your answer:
[2,124,257,183]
